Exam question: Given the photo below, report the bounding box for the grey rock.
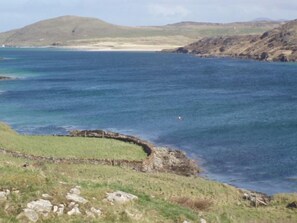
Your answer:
[27,199,53,216]
[57,204,65,216]
[106,191,138,204]
[200,218,207,223]
[23,208,39,223]
[53,205,58,213]
[242,190,269,206]
[66,193,88,204]
[42,194,52,200]
[67,205,81,216]
[86,210,96,218]
[90,207,101,217]
[68,202,76,208]
[70,186,81,195]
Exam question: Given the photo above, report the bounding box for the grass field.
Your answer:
[0,122,296,223]
[0,123,146,161]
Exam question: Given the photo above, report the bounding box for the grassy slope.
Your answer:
[0,123,296,223]
[0,123,146,161]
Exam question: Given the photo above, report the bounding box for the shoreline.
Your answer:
[1,45,180,52]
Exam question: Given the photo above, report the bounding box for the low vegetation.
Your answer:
[0,122,296,222]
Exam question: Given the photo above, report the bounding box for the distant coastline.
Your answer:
[1,45,171,52]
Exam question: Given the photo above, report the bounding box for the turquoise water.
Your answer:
[0,48,297,194]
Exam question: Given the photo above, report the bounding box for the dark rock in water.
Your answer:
[0,76,13,81]
[175,47,189,54]
[278,54,288,62]
[260,52,269,60]
[287,201,297,209]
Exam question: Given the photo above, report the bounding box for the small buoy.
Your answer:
[178,116,182,120]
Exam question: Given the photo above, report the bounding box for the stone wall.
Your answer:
[0,129,199,176]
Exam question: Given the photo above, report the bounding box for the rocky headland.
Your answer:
[168,19,297,62]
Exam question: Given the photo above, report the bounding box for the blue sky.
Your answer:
[1,0,297,32]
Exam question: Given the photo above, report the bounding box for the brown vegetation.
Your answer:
[171,196,213,211]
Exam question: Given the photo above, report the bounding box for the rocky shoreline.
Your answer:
[167,19,297,62]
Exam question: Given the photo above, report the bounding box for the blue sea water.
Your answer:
[0,48,296,194]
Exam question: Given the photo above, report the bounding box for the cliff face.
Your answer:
[172,20,297,62]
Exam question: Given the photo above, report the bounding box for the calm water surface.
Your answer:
[0,48,296,194]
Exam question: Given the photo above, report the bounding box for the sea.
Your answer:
[0,48,296,195]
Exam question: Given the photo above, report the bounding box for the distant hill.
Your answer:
[0,15,284,50]
[169,19,297,62]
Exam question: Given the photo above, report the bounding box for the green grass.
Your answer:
[0,123,147,161]
[0,122,296,223]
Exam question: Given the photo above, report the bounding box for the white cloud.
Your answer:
[148,4,190,17]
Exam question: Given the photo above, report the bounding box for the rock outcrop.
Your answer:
[169,19,297,62]
[242,190,271,207]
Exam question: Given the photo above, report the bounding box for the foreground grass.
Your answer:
[0,154,296,223]
[0,123,146,161]
[0,123,296,222]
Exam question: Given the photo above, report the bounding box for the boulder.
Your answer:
[90,207,101,216]
[53,206,58,213]
[57,204,65,216]
[67,204,81,216]
[68,202,76,208]
[66,193,88,204]
[69,186,81,195]
[27,199,53,216]
[106,191,138,204]
[23,208,39,222]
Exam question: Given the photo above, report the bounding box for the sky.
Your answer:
[1,0,297,32]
